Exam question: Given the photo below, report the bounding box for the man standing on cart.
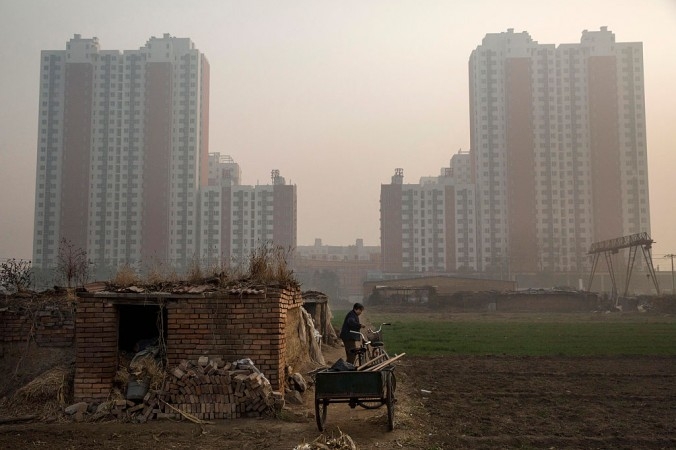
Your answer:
[339,302,365,364]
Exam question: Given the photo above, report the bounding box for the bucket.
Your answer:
[126,380,149,401]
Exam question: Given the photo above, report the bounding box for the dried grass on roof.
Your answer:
[111,264,139,287]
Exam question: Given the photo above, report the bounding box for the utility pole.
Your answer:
[665,254,676,295]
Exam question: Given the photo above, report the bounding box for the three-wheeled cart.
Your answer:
[314,368,396,431]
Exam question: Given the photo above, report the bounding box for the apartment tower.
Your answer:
[380,152,477,273]
[200,155,297,267]
[468,27,649,274]
[33,34,209,271]
[381,27,649,277]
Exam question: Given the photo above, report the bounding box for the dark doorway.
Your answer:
[117,304,167,353]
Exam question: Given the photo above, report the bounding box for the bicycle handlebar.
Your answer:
[349,330,369,343]
[366,322,391,334]
[349,322,391,342]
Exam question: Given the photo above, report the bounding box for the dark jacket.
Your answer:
[339,309,362,341]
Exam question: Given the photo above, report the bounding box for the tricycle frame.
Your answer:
[314,368,396,431]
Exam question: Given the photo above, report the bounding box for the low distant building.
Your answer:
[294,239,380,303]
[363,275,515,304]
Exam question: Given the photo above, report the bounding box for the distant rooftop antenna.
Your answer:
[271,169,285,185]
[392,168,404,184]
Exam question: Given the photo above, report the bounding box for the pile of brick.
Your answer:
[102,357,281,422]
[162,356,276,420]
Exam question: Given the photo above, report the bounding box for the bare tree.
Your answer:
[56,238,89,287]
[0,258,32,292]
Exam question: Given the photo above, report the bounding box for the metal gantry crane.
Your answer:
[587,232,660,303]
[664,254,676,294]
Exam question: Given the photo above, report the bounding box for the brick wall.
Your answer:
[74,298,119,402]
[75,287,303,403]
[0,300,75,347]
[165,287,302,392]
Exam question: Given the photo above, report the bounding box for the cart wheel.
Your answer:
[315,398,328,431]
[386,372,395,431]
[356,399,383,409]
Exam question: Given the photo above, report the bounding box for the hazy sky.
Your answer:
[1,0,675,265]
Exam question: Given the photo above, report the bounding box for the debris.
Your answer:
[99,357,275,422]
[124,286,145,293]
[126,380,149,401]
[285,390,304,405]
[64,402,88,415]
[290,373,307,392]
[294,429,357,450]
[271,391,285,411]
[160,399,213,424]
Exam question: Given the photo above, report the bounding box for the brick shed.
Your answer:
[74,286,302,403]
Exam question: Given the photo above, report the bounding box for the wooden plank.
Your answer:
[365,353,406,372]
[356,353,388,371]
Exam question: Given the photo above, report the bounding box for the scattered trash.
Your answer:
[294,429,357,450]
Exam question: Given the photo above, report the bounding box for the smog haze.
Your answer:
[1,0,675,264]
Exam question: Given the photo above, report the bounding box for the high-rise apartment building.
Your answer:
[200,156,296,267]
[33,34,210,271]
[382,27,650,277]
[381,152,477,273]
[469,27,649,274]
[33,36,298,274]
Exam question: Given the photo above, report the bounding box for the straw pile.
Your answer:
[13,366,71,404]
[129,356,165,390]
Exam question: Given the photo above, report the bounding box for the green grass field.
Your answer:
[332,310,676,357]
